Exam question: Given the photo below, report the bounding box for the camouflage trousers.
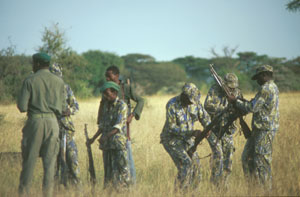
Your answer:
[56,129,80,186]
[102,148,130,190]
[242,130,274,190]
[162,140,202,190]
[207,131,234,187]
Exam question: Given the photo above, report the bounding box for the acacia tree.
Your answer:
[286,0,300,12]
[38,23,69,59]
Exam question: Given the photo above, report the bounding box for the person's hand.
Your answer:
[62,108,71,116]
[127,114,134,124]
[205,130,212,138]
[99,134,108,145]
[192,130,202,137]
[227,94,237,103]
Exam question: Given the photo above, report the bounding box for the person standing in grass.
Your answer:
[88,81,130,190]
[49,63,81,187]
[227,65,279,190]
[97,65,144,185]
[160,83,211,190]
[204,73,243,189]
[17,53,66,197]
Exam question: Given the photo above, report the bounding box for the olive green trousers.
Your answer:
[19,115,59,197]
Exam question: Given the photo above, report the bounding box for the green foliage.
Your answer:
[127,62,187,95]
[286,0,300,12]
[82,50,125,95]
[0,46,32,103]
[38,23,69,59]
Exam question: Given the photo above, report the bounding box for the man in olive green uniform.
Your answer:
[97,66,144,184]
[89,81,130,190]
[204,73,242,188]
[17,53,66,197]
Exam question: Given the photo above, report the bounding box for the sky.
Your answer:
[1,0,300,61]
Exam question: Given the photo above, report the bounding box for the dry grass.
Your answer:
[0,93,299,196]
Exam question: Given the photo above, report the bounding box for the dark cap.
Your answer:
[32,53,51,64]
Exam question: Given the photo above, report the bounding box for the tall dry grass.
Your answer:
[0,93,299,196]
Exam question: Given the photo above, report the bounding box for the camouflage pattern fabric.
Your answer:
[98,97,130,189]
[57,84,80,185]
[49,63,81,185]
[236,80,279,189]
[160,94,211,190]
[204,84,242,187]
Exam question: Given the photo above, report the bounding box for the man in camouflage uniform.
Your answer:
[204,73,242,188]
[160,83,211,190]
[89,81,130,190]
[49,63,80,186]
[98,65,144,184]
[228,65,279,190]
[17,53,66,197]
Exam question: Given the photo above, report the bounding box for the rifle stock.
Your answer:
[187,112,224,158]
[84,124,96,185]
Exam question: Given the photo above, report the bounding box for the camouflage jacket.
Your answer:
[235,80,279,133]
[160,95,211,146]
[59,84,79,132]
[98,97,128,150]
[204,84,242,135]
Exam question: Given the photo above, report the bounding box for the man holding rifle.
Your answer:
[227,65,279,190]
[204,73,242,188]
[160,83,211,190]
[88,81,130,190]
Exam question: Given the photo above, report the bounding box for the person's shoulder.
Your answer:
[166,96,178,107]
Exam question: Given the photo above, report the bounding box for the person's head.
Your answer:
[32,53,51,73]
[105,66,120,83]
[224,73,238,92]
[181,83,200,107]
[251,65,273,86]
[49,63,63,77]
[100,81,120,102]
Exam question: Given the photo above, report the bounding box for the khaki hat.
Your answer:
[182,83,200,104]
[252,65,273,80]
[224,73,238,88]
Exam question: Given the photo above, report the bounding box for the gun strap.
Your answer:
[121,83,130,140]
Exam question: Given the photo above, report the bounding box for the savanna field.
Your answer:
[0,93,299,196]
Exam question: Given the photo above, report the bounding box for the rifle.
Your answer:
[56,129,68,186]
[84,124,96,185]
[209,64,251,140]
[187,111,225,158]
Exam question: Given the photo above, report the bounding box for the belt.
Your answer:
[28,113,56,119]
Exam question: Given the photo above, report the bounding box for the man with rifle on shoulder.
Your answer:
[160,83,211,191]
[204,71,243,189]
[227,65,279,191]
